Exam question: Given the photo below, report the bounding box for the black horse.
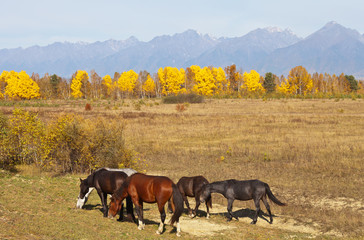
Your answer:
[176,176,212,218]
[200,179,286,224]
[77,168,135,221]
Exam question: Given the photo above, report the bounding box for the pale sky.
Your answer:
[1,0,363,49]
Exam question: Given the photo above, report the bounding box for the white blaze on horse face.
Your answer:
[76,187,94,209]
[76,197,86,209]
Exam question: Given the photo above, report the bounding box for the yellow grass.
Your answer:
[1,98,363,238]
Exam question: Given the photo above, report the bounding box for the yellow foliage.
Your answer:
[158,67,186,96]
[278,66,313,95]
[118,70,139,94]
[190,66,216,96]
[102,75,117,96]
[71,70,89,98]
[241,70,265,93]
[0,70,40,99]
[213,67,229,95]
[142,75,156,96]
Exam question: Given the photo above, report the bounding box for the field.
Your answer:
[0,98,364,239]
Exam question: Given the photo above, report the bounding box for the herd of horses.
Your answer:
[76,168,286,237]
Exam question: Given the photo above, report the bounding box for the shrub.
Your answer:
[85,103,92,111]
[176,104,186,112]
[162,93,204,104]
[0,109,144,173]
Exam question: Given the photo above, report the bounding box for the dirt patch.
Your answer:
[178,215,235,236]
[160,200,344,238]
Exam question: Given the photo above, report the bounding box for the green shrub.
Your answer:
[162,93,204,104]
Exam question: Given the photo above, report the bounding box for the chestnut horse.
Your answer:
[77,168,136,221]
[200,179,286,224]
[176,176,212,218]
[109,173,184,237]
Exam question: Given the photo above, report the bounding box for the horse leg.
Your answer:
[262,195,273,224]
[205,195,211,219]
[167,199,173,213]
[182,195,193,217]
[227,198,236,221]
[156,204,166,234]
[193,195,201,218]
[125,196,136,222]
[135,201,145,230]
[97,190,108,217]
[117,202,124,221]
[252,197,261,224]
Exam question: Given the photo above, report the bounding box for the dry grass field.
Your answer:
[0,98,363,239]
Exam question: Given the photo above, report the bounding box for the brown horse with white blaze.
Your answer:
[109,173,184,237]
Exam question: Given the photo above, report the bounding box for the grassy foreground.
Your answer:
[0,98,363,239]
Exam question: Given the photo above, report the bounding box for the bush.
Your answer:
[0,109,144,173]
[162,93,204,104]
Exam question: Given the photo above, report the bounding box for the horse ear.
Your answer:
[80,178,83,182]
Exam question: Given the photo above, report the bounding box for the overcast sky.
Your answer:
[1,0,363,49]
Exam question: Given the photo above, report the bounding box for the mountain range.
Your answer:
[1,21,363,79]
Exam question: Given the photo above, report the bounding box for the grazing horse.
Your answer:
[77,168,136,221]
[176,176,212,218]
[109,173,184,237]
[200,179,286,224]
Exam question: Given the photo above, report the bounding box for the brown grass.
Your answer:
[1,98,363,239]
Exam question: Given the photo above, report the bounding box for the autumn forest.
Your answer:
[1,64,363,100]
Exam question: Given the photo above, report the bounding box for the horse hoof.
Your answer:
[156,230,162,235]
[176,232,181,237]
[250,221,257,224]
[138,226,144,230]
[226,218,232,222]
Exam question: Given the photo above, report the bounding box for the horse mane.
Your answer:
[113,177,130,199]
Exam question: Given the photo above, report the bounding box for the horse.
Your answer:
[200,179,286,224]
[77,168,136,221]
[109,173,184,237]
[176,176,212,218]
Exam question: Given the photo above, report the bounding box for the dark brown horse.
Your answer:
[109,173,184,237]
[200,179,286,224]
[77,168,135,221]
[176,176,212,218]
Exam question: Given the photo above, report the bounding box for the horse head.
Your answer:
[199,184,211,203]
[76,178,90,209]
[108,185,128,218]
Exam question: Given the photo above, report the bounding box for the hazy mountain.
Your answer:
[0,22,364,78]
[93,30,220,75]
[186,27,301,70]
[260,21,364,77]
[0,37,140,76]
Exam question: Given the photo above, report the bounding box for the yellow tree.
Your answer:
[212,67,229,96]
[0,70,40,99]
[276,77,295,95]
[190,65,216,96]
[142,75,156,97]
[241,70,265,94]
[118,70,139,96]
[157,67,186,96]
[71,70,89,99]
[287,66,313,95]
[102,75,117,97]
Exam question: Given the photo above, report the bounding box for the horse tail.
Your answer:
[170,183,184,225]
[264,183,286,206]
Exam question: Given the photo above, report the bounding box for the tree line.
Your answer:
[0,65,363,100]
